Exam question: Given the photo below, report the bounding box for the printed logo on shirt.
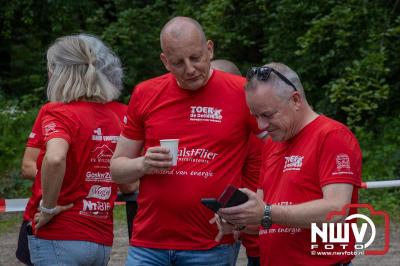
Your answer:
[29,132,36,139]
[79,199,111,219]
[332,153,354,175]
[283,155,304,172]
[92,127,119,143]
[260,227,302,236]
[90,144,114,164]
[178,147,218,164]
[44,122,58,136]
[85,171,112,182]
[153,168,214,179]
[123,115,127,125]
[189,106,223,123]
[87,185,111,200]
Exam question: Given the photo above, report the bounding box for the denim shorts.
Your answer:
[126,244,238,266]
[28,235,111,266]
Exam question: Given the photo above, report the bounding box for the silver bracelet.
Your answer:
[39,205,57,214]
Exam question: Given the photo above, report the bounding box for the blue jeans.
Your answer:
[126,244,237,266]
[231,241,241,265]
[28,235,111,266]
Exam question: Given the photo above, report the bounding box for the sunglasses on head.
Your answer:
[246,66,298,91]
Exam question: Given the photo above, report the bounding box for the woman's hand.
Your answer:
[34,203,73,232]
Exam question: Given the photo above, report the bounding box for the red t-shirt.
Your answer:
[23,102,59,221]
[106,101,128,122]
[121,70,259,250]
[26,103,57,148]
[34,101,126,246]
[241,134,262,257]
[259,115,362,266]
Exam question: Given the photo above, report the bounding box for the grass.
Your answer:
[359,188,400,223]
[0,212,23,235]
[114,204,128,222]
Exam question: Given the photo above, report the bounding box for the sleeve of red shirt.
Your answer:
[121,87,145,140]
[26,107,45,148]
[258,138,273,190]
[41,108,75,145]
[242,135,263,191]
[318,128,362,188]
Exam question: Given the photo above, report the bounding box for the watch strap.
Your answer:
[261,204,272,229]
[264,204,271,217]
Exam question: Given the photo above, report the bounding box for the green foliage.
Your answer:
[0,95,40,198]
[102,0,169,90]
[0,101,36,172]
[294,1,397,125]
[327,52,390,127]
[357,116,400,221]
[357,117,400,182]
[0,169,32,198]
[198,0,268,70]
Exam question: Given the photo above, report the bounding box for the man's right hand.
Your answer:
[218,188,265,226]
[141,146,173,174]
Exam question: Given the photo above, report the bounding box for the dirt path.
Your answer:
[1,213,398,265]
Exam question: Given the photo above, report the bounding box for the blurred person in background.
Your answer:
[211,59,262,266]
[211,59,241,76]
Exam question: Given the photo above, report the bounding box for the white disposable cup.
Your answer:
[160,139,179,166]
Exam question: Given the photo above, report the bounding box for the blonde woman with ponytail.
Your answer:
[26,34,130,266]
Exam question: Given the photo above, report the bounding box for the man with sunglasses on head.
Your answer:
[219,62,362,266]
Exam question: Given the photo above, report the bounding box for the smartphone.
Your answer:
[200,198,221,212]
[200,185,248,212]
[219,185,248,208]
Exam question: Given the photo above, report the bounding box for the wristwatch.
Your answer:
[261,204,272,229]
[39,204,57,215]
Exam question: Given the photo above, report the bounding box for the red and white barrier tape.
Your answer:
[0,198,29,213]
[1,180,399,213]
[361,180,400,189]
[0,199,126,213]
